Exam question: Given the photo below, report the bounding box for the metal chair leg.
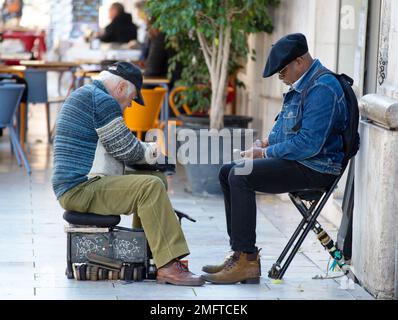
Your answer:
[273,218,306,264]
[8,126,31,174]
[9,128,22,166]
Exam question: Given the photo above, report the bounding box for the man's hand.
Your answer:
[253,138,269,148]
[146,142,159,158]
[240,147,264,159]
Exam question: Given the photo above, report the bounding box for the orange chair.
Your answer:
[167,85,234,124]
[168,86,193,118]
[123,87,167,141]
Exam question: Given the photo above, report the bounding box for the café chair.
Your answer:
[123,87,167,141]
[0,83,31,174]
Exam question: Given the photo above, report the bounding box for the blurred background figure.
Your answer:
[143,19,169,78]
[1,0,23,28]
[98,2,137,44]
[134,0,148,46]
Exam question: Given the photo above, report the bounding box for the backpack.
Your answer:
[292,68,360,167]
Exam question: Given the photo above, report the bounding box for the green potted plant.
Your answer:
[147,0,278,129]
[146,0,279,195]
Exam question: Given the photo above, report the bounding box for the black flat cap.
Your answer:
[107,62,145,106]
[263,33,308,78]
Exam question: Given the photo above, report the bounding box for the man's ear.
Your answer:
[116,81,126,96]
[296,57,304,66]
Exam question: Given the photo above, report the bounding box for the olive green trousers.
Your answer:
[59,171,190,268]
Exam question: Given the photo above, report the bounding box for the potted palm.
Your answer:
[146,0,279,195]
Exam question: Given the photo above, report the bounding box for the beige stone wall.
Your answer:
[378,0,398,100]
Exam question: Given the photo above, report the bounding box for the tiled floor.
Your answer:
[0,106,373,300]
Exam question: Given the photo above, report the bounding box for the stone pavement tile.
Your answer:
[0,288,36,300]
[186,245,231,266]
[33,214,64,223]
[0,265,35,291]
[33,236,65,248]
[32,224,65,236]
[34,273,115,289]
[0,227,34,240]
[33,235,65,246]
[261,279,356,300]
[33,247,66,261]
[0,244,34,263]
[344,285,374,300]
[0,216,33,226]
[0,204,31,211]
[0,262,35,285]
[184,233,230,247]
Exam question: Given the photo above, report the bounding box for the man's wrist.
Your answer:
[262,148,268,159]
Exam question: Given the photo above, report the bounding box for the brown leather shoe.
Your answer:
[157,260,205,286]
[202,252,234,274]
[201,250,261,285]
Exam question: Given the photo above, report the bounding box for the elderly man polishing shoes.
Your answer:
[53,62,204,287]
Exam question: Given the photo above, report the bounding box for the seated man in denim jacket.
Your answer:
[201,33,348,285]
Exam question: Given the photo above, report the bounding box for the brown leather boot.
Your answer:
[202,252,234,274]
[201,250,261,285]
[157,260,205,286]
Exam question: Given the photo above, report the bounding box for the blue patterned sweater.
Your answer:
[52,80,144,199]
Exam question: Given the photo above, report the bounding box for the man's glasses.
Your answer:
[279,65,288,75]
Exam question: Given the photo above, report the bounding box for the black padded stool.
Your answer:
[63,211,121,227]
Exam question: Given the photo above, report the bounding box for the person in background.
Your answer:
[143,22,169,78]
[1,0,23,27]
[134,0,148,46]
[98,2,137,44]
[141,17,182,89]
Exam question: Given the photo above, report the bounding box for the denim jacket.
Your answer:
[266,59,348,175]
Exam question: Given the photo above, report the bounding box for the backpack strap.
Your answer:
[292,67,333,132]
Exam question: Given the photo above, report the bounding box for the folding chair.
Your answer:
[268,159,358,283]
[267,69,360,283]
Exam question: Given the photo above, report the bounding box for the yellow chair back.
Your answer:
[123,87,167,140]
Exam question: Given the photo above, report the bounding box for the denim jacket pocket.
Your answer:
[282,104,300,135]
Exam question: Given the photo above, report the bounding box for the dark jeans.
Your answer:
[219,158,337,253]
